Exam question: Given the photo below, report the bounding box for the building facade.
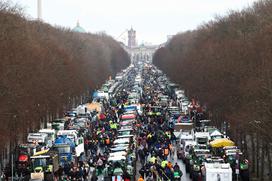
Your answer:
[128,28,136,48]
[123,28,161,63]
[124,44,159,63]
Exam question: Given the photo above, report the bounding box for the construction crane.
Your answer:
[116,29,128,45]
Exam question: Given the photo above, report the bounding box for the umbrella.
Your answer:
[210,138,235,148]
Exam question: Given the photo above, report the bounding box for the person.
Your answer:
[58,165,64,180]
[137,175,144,181]
[0,170,4,181]
[145,173,153,181]
[169,143,175,158]
[164,166,173,180]
[83,165,88,180]
[69,168,77,180]
[105,137,110,145]
[76,167,82,180]
[173,163,180,171]
[139,165,147,178]
[163,146,169,160]
[123,170,131,181]
[173,163,183,179]
[91,171,98,181]
[167,161,173,169]
[138,148,146,166]
[97,157,104,175]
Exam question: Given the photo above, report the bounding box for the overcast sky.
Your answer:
[13,0,258,45]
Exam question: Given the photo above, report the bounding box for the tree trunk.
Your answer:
[43,117,47,129]
[243,133,248,158]
[251,133,255,173]
[239,130,243,151]
[256,132,260,178]
[268,143,272,180]
[260,139,264,180]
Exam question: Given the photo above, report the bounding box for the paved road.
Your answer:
[133,145,191,181]
[93,136,192,181]
[175,148,191,181]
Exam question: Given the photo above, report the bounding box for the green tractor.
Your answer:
[30,150,59,181]
[223,149,249,180]
[190,152,211,181]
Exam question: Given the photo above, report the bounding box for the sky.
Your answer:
[12,0,258,45]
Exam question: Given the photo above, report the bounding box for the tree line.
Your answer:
[153,0,272,179]
[0,1,129,159]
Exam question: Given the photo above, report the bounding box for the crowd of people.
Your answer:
[3,64,185,181]
[81,65,184,181]
[89,65,183,181]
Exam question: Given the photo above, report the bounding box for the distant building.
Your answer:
[72,21,86,33]
[126,44,159,63]
[121,27,161,63]
[128,28,136,48]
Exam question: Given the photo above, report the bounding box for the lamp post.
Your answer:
[235,149,240,181]
[11,114,17,181]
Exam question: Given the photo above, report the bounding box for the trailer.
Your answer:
[174,122,193,132]
[202,162,232,181]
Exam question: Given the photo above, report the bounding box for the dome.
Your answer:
[72,21,86,33]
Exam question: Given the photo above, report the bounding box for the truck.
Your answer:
[202,162,232,181]
[53,135,75,166]
[51,118,66,131]
[27,133,49,147]
[30,149,59,181]
[39,129,56,147]
[194,132,210,145]
[177,139,195,161]
[57,130,84,157]
[92,90,109,101]
[15,144,37,177]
